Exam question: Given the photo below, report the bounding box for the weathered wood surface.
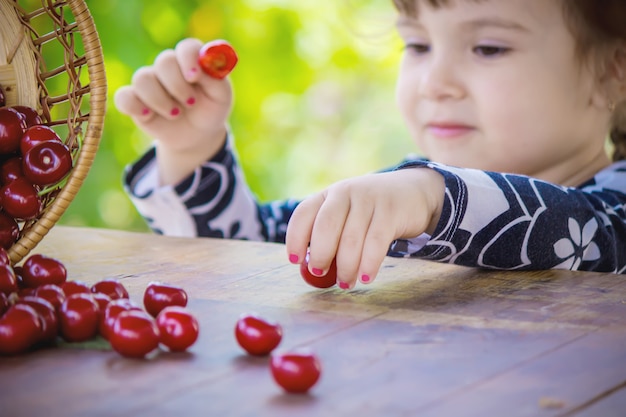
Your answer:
[1,226,625,417]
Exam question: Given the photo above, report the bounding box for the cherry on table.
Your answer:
[109,309,160,358]
[270,349,322,394]
[143,281,188,317]
[156,305,199,352]
[234,313,283,356]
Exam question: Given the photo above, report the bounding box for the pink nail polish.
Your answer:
[361,274,371,283]
[186,97,196,106]
[312,268,324,276]
[186,68,198,80]
[338,281,350,290]
[289,254,299,264]
[170,107,180,116]
[141,108,150,115]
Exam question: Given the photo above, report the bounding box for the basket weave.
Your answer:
[0,0,106,264]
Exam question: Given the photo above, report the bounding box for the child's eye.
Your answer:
[473,45,510,57]
[404,43,430,55]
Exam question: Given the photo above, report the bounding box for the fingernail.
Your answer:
[289,254,299,264]
[186,97,196,106]
[186,68,198,79]
[312,268,324,276]
[338,281,350,290]
[361,274,371,283]
[141,108,150,115]
[170,107,180,116]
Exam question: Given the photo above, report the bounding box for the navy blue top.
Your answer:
[124,136,626,274]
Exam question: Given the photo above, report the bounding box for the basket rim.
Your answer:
[6,0,107,264]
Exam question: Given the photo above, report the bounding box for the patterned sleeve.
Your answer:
[123,133,299,243]
[389,160,626,274]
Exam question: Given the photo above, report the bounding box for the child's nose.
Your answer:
[418,54,466,101]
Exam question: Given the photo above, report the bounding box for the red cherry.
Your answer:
[22,141,72,186]
[21,254,67,288]
[156,306,199,352]
[0,304,42,355]
[0,292,9,316]
[0,107,27,154]
[234,313,283,356]
[143,282,188,317]
[91,278,129,300]
[270,349,322,394]
[91,292,112,314]
[0,156,24,184]
[20,125,62,155]
[60,280,91,297]
[58,293,99,342]
[300,253,337,289]
[11,106,43,128]
[109,309,160,358]
[0,247,9,265]
[198,40,238,79]
[34,284,66,311]
[99,298,142,340]
[0,177,42,220]
[0,263,18,296]
[0,212,19,250]
[16,295,58,344]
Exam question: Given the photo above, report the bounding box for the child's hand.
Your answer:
[285,168,444,289]
[114,38,234,185]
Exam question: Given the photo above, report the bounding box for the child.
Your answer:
[115,0,626,288]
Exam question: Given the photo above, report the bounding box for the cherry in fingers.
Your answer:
[198,40,238,79]
[300,253,337,289]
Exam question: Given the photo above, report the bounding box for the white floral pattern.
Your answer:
[553,218,601,270]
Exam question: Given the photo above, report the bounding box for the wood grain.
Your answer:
[1,226,624,417]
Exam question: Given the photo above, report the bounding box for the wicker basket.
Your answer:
[0,0,106,264]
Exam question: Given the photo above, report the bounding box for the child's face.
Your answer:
[395,0,611,184]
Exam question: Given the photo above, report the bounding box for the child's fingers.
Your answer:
[174,38,205,83]
[130,66,181,120]
[153,49,198,111]
[357,208,396,286]
[113,85,152,121]
[306,190,350,277]
[175,38,233,106]
[285,193,325,268]
[334,199,372,288]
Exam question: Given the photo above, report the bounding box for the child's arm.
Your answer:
[286,161,626,285]
[124,131,299,242]
[114,38,233,186]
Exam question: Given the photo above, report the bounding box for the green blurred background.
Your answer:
[59,0,416,233]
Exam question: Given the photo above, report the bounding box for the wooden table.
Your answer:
[1,226,625,417]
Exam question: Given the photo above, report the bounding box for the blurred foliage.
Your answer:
[55,0,415,232]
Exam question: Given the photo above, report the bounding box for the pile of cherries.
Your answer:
[0,247,199,358]
[0,83,73,250]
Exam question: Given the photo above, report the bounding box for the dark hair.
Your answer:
[391,0,626,161]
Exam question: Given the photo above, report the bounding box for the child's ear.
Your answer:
[607,42,626,102]
[592,42,626,110]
